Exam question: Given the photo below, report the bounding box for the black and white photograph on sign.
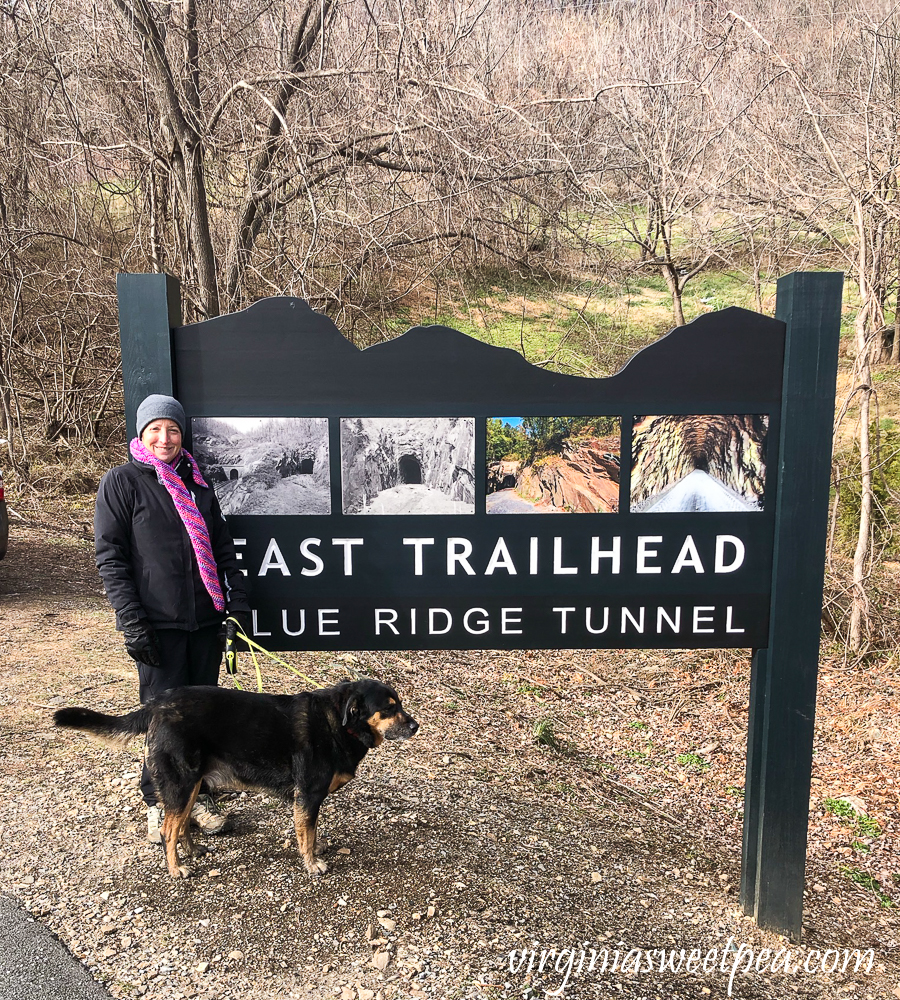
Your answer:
[630,414,768,513]
[191,417,330,515]
[340,417,475,515]
[486,416,620,514]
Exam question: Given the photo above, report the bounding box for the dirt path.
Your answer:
[0,524,897,999]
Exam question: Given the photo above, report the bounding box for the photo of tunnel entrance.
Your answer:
[630,414,768,513]
[191,416,330,515]
[398,454,423,485]
[486,416,621,514]
[340,417,475,515]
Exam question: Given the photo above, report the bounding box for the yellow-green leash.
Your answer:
[224,616,323,691]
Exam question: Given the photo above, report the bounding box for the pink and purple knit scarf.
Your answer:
[129,438,225,612]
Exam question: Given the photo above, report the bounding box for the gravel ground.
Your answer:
[0,524,897,1000]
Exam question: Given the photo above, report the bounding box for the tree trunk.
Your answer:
[181,141,220,319]
[848,283,874,653]
[891,279,900,365]
[661,264,685,327]
[848,373,872,653]
[224,0,331,308]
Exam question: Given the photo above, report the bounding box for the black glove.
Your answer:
[226,610,252,647]
[220,610,251,651]
[123,620,160,667]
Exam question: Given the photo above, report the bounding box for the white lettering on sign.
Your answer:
[590,536,621,574]
[403,537,435,575]
[318,609,341,636]
[232,537,247,575]
[585,606,610,634]
[447,537,476,575]
[621,606,645,632]
[429,608,453,634]
[485,537,517,575]
[282,610,306,636]
[553,607,576,633]
[299,537,324,576]
[464,608,490,634]
[254,602,750,639]
[375,608,399,635]
[672,535,704,574]
[636,536,663,574]
[502,607,524,634]
[658,607,681,633]
[258,538,290,576]
[248,532,751,580]
[553,537,578,575]
[726,606,746,633]
[332,538,363,575]
[693,606,716,633]
[715,535,745,573]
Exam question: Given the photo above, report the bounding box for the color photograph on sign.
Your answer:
[486,416,620,514]
[630,414,768,513]
[192,416,330,515]
[340,417,475,515]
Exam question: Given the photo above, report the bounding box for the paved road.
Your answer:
[362,484,474,515]
[0,895,112,1000]
[486,488,542,513]
[635,468,758,512]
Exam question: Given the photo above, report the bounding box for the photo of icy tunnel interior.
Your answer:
[630,414,768,513]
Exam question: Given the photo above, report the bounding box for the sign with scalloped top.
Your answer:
[165,297,785,650]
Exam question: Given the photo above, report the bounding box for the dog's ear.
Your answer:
[341,690,362,728]
[341,689,377,747]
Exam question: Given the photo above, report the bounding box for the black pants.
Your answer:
[137,624,222,806]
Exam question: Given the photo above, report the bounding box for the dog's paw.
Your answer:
[305,858,328,876]
[172,864,190,879]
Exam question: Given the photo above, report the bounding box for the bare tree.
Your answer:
[730,1,900,651]
[35,0,609,325]
[586,1,738,327]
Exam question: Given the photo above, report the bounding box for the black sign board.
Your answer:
[116,272,842,942]
[161,299,784,651]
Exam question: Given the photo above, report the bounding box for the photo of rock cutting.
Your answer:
[191,417,330,515]
[486,416,620,514]
[630,414,768,513]
[340,417,475,515]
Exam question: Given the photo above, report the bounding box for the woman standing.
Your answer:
[94,394,251,843]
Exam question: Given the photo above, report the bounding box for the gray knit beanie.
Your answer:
[135,394,186,437]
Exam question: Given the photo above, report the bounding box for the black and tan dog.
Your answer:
[54,679,418,878]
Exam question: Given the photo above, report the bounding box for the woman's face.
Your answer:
[141,419,183,464]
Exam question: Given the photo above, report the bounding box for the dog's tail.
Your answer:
[53,706,151,749]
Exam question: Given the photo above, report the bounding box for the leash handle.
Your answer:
[225,636,237,676]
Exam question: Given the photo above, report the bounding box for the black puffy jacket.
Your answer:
[95,454,250,630]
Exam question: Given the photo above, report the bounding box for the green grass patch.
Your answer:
[532,717,562,750]
[676,752,710,772]
[839,865,895,907]
[823,798,883,839]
